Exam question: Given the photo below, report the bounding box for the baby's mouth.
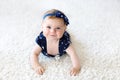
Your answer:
[50,35,56,37]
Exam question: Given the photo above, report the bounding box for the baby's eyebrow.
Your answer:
[56,27,61,28]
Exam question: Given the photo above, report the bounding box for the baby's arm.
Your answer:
[30,44,45,75]
[66,44,80,76]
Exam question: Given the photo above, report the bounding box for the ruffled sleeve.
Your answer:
[35,32,46,49]
[59,31,71,55]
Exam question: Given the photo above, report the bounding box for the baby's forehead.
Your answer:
[42,18,66,27]
[43,17,65,25]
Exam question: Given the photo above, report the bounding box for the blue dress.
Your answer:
[36,31,71,57]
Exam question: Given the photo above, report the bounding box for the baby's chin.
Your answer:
[44,34,63,40]
[46,36,59,40]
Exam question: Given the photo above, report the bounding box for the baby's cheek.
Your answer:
[57,33,64,38]
[43,32,47,37]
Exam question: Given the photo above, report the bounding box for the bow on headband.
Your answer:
[43,11,69,26]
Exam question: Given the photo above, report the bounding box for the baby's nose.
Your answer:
[50,29,56,34]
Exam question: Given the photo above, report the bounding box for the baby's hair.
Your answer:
[43,9,69,26]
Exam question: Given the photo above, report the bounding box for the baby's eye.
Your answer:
[47,26,51,29]
[56,27,61,30]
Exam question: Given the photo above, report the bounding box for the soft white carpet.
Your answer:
[0,0,120,80]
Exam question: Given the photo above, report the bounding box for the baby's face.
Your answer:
[42,17,66,40]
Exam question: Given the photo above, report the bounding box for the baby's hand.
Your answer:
[35,66,45,75]
[70,67,80,76]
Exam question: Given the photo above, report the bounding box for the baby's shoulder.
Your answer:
[60,31,71,42]
[36,32,46,44]
[38,32,45,40]
[63,31,70,38]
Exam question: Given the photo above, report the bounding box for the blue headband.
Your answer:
[43,11,69,26]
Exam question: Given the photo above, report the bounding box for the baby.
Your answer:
[30,9,80,76]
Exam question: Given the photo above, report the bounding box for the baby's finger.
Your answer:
[70,69,79,76]
[41,68,45,74]
[35,67,43,75]
[70,70,74,76]
[70,71,76,76]
[37,69,43,75]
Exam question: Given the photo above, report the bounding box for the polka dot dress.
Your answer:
[36,31,71,57]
